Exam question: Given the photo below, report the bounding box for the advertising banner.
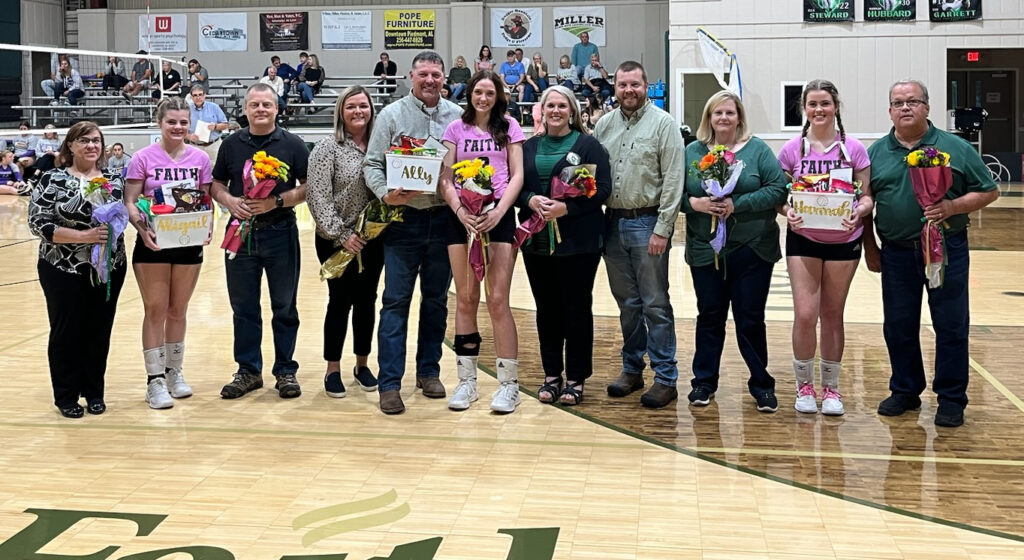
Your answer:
[384,10,435,49]
[553,7,605,48]
[138,14,187,53]
[491,8,542,48]
[260,12,309,52]
[322,11,372,50]
[198,13,248,52]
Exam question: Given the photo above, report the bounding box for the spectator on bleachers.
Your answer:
[571,32,599,81]
[296,52,310,76]
[13,123,38,173]
[187,59,209,94]
[373,52,398,92]
[585,94,606,127]
[152,61,182,100]
[499,49,526,105]
[0,149,28,196]
[445,56,471,101]
[123,51,155,101]
[474,45,494,72]
[186,85,230,168]
[40,53,79,98]
[265,56,299,101]
[29,124,61,181]
[297,54,325,104]
[259,66,287,112]
[106,143,132,176]
[523,52,549,103]
[515,48,525,63]
[582,53,612,101]
[51,58,84,106]
[102,56,128,94]
[555,55,581,92]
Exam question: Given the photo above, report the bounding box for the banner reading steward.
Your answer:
[385,10,435,50]
[804,0,854,23]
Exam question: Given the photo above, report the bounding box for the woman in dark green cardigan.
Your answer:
[516,85,611,406]
[680,90,787,413]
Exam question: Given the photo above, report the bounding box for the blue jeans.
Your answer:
[604,214,678,386]
[377,207,452,391]
[523,78,548,103]
[297,83,315,103]
[688,245,776,394]
[53,83,85,105]
[449,83,466,100]
[224,218,301,376]
[881,230,970,407]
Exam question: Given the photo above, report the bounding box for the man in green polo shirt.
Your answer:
[863,79,998,428]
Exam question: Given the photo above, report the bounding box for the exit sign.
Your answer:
[966,51,980,62]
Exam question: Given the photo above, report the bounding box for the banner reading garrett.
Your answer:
[260,12,309,52]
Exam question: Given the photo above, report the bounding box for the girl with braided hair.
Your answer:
[777,79,873,416]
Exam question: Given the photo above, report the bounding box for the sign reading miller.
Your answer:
[865,0,916,21]
[804,0,855,22]
[930,0,982,21]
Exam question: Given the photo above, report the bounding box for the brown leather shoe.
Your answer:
[379,389,406,414]
[416,376,446,398]
[607,371,645,397]
[640,383,678,408]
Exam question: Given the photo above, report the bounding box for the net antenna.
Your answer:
[696,27,742,99]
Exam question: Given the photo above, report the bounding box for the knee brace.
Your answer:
[454,332,482,356]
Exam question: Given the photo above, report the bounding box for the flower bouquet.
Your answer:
[83,177,128,301]
[512,164,597,252]
[906,146,952,288]
[319,200,404,281]
[452,158,497,284]
[221,150,290,259]
[689,145,744,267]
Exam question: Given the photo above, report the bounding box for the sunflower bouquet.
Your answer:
[221,150,291,259]
[453,158,497,284]
[906,146,953,288]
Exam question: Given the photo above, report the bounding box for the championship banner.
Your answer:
[322,11,372,50]
[384,10,435,49]
[803,0,855,22]
[199,13,248,52]
[260,12,309,52]
[491,8,542,48]
[553,7,605,48]
[865,0,916,21]
[138,14,187,52]
[930,0,981,21]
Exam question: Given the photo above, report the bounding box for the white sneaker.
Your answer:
[49,100,59,106]
[821,387,845,416]
[794,382,818,414]
[448,379,478,411]
[490,382,521,413]
[146,378,174,409]
[166,367,193,398]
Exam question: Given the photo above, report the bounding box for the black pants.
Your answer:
[37,259,126,407]
[103,75,128,90]
[523,252,601,383]
[314,234,385,362]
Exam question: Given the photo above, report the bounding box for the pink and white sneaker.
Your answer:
[795,382,818,414]
[821,386,845,416]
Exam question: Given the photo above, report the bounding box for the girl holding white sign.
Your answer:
[776,79,873,416]
[125,96,213,410]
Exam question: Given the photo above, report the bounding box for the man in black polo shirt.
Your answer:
[863,79,998,427]
[211,82,309,400]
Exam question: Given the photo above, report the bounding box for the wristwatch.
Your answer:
[275,194,284,208]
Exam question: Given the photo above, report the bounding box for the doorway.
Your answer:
[948,68,1018,153]
[674,70,728,132]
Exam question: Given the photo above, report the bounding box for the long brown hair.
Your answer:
[460,70,510,149]
[56,121,106,168]
[800,79,846,158]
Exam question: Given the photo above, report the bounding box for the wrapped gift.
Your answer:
[385,152,443,193]
[151,209,215,248]
[790,190,856,231]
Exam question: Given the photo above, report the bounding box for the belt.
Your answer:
[882,229,965,250]
[607,206,659,220]
[189,138,220,147]
[250,210,294,230]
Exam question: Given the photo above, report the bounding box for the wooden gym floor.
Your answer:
[0,185,1022,559]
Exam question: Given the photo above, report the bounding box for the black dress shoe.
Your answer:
[877,394,922,416]
[934,401,965,427]
[58,404,84,418]
[87,401,107,415]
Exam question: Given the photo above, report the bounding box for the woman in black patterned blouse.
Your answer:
[307,86,382,398]
[28,121,127,418]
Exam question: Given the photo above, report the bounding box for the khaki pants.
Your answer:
[190,139,222,168]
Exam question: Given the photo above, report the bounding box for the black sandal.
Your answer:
[538,377,563,404]
[559,382,584,406]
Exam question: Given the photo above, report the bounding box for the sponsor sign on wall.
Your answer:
[930,0,981,21]
[553,7,605,48]
[804,0,855,22]
[864,0,916,21]
[198,13,248,52]
[322,11,372,50]
[491,8,542,48]
[138,14,187,52]
[260,12,309,52]
[384,10,435,49]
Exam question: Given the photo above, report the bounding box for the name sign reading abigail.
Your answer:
[790,191,855,230]
[386,153,443,192]
[152,210,214,247]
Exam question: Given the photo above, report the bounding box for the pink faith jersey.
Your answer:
[442,116,525,199]
[777,134,870,244]
[125,142,213,198]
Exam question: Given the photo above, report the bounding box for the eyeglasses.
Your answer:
[889,99,927,109]
[73,137,103,146]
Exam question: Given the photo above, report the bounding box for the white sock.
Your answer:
[820,359,841,390]
[165,341,184,370]
[144,347,165,380]
[793,357,814,386]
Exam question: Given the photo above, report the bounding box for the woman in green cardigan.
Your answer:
[680,90,788,413]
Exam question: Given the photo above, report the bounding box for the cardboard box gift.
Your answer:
[385,153,443,193]
[151,210,215,248]
[790,191,856,231]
